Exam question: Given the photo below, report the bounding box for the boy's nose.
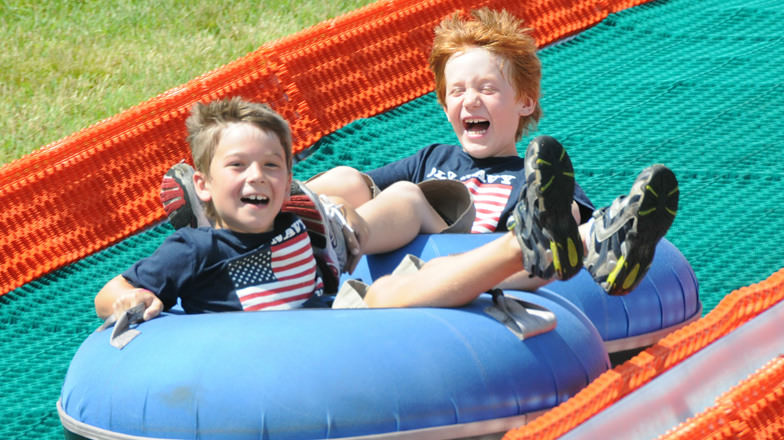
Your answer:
[464,89,481,107]
[246,163,265,182]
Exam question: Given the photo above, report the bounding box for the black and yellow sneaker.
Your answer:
[585,164,679,296]
[510,136,584,280]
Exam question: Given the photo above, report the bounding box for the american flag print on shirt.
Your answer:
[227,219,322,311]
[463,177,513,233]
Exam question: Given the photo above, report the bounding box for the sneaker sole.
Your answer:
[521,137,583,280]
[161,164,200,229]
[602,165,679,295]
[284,181,329,247]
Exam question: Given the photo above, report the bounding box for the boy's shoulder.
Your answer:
[159,227,230,260]
[167,226,226,243]
[422,142,524,169]
[422,143,523,161]
[417,143,469,161]
[155,213,305,266]
[422,142,460,154]
[169,212,304,248]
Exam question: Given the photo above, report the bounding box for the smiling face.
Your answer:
[443,47,535,158]
[194,122,292,234]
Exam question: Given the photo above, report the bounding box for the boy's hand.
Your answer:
[112,288,163,322]
[339,204,368,273]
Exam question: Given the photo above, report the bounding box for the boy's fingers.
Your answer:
[138,290,163,321]
[343,224,361,254]
[142,298,163,321]
[339,207,367,274]
[112,297,132,322]
[112,289,161,322]
[342,224,361,274]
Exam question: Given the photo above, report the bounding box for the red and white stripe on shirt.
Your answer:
[463,177,513,233]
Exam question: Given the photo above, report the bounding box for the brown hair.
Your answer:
[185,97,292,220]
[429,8,542,140]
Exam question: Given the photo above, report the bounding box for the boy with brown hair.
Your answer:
[96,98,361,320]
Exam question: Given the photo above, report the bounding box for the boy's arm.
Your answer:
[95,275,163,322]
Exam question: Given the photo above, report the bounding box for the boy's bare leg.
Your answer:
[356,181,448,254]
[305,166,373,208]
[305,166,449,257]
[364,232,546,307]
[361,209,588,308]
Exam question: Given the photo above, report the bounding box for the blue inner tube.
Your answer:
[59,293,608,439]
[59,233,698,439]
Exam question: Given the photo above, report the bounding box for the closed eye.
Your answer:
[264,159,285,170]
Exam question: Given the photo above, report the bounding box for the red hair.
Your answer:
[429,8,542,140]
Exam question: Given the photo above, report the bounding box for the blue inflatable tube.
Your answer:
[59,233,698,439]
[350,234,702,354]
[59,292,608,439]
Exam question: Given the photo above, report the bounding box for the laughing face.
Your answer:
[194,122,291,234]
[443,47,535,159]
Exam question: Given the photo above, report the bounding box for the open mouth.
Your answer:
[241,194,270,206]
[464,118,490,135]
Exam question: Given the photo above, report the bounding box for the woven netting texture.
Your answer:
[1,0,782,438]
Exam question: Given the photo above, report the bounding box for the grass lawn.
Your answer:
[0,0,377,166]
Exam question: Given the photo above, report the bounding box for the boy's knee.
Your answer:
[313,166,362,186]
[364,275,395,308]
[384,181,427,203]
[381,180,475,233]
[308,166,374,204]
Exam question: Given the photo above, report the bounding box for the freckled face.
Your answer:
[195,122,291,234]
[443,47,535,158]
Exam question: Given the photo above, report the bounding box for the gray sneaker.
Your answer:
[584,164,679,296]
[510,136,583,280]
[283,181,355,292]
[160,162,211,229]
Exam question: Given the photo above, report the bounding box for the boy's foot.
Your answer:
[510,136,583,280]
[282,181,355,293]
[160,162,211,229]
[585,164,679,296]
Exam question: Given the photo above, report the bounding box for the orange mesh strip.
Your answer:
[0,0,654,296]
[656,356,784,440]
[503,268,784,440]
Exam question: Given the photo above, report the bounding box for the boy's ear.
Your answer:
[193,171,212,204]
[284,173,293,202]
[518,96,536,117]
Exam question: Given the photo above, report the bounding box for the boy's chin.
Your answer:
[461,143,511,159]
[235,224,276,234]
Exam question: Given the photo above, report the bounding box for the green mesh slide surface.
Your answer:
[2,0,783,438]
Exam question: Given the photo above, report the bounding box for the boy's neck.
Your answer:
[462,146,521,159]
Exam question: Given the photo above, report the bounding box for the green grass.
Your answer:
[0,0,377,166]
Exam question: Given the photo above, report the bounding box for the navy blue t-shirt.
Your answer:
[367,143,594,232]
[122,213,323,314]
